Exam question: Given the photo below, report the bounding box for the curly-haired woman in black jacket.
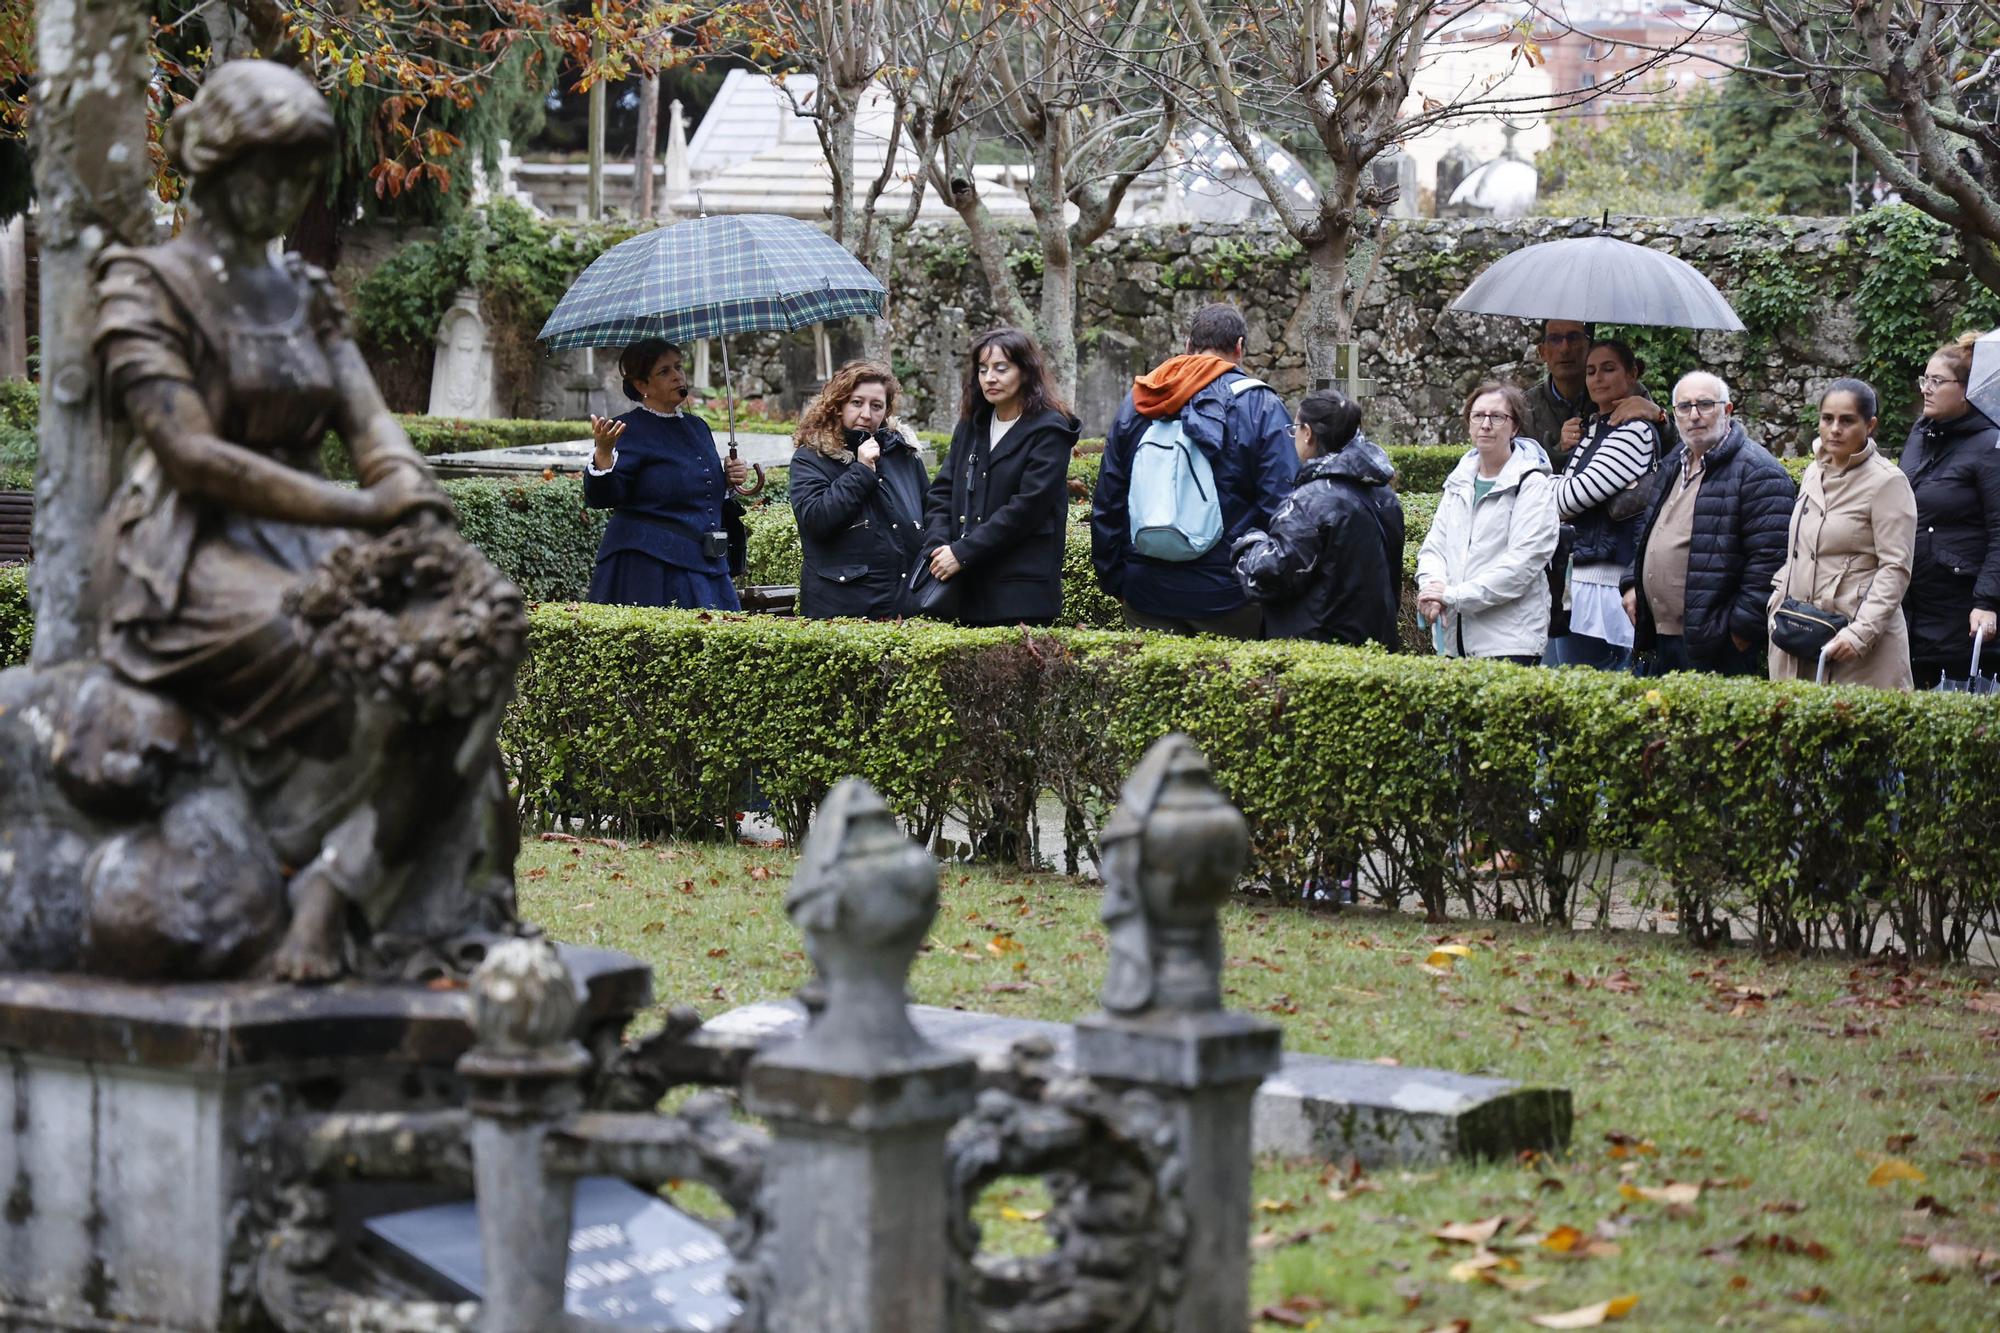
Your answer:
[1231,389,1405,646]
[789,361,930,619]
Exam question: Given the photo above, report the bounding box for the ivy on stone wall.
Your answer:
[1849,206,1955,443]
[351,202,639,417]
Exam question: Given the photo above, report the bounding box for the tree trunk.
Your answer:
[632,70,659,221]
[1028,127,1076,400]
[29,0,155,665]
[946,181,1034,333]
[1301,232,1355,388]
[823,91,859,248]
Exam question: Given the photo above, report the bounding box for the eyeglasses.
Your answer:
[1542,331,1590,347]
[1672,398,1725,417]
[1916,375,1963,391]
[1469,412,1514,426]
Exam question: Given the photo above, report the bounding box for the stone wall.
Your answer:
[751,215,1969,453]
[346,213,1975,452]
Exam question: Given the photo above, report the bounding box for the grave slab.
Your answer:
[705,1001,1571,1168]
[365,1175,738,1330]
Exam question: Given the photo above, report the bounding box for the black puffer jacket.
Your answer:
[791,427,930,619]
[1623,420,1796,654]
[1232,436,1405,647]
[1900,405,2000,663]
[922,404,1082,626]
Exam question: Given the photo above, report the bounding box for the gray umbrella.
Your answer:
[1966,327,2000,423]
[1448,235,1745,331]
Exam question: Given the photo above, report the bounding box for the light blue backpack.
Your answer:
[1127,377,1266,561]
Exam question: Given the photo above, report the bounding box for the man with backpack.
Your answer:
[1091,304,1297,637]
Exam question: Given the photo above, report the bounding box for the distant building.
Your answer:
[1532,0,1744,121]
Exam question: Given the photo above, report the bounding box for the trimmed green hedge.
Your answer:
[12,556,1996,958]
[507,608,2000,960]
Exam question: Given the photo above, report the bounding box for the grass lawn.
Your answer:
[520,837,2000,1331]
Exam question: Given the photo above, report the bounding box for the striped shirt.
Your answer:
[1557,418,1656,520]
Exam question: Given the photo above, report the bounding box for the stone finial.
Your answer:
[1098,735,1247,1016]
[468,938,580,1057]
[785,777,939,1065]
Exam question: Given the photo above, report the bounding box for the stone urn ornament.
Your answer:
[1098,733,1249,1016]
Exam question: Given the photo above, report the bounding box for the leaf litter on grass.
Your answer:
[518,837,2000,1329]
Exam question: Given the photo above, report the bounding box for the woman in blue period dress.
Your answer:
[584,339,750,609]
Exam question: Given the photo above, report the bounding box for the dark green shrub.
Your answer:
[503,607,2000,959]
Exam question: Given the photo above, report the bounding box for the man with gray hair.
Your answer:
[1620,371,1795,674]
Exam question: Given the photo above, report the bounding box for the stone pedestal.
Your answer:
[744,1048,976,1333]
[0,948,646,1332]
[1074,1009,1280,1333]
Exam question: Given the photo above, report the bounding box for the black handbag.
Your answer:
[1770,476,1850,662]
[895,545,963,620]
[1771,596,1849,660]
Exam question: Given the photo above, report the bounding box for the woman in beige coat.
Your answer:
[1768,379,1918,688]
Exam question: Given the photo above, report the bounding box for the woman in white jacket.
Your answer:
[1417,382,1562,663]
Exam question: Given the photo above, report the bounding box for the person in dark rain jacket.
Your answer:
[583,338,747,610]
[1091,303,1297,638]
[789,361,930,619]
[1231,388,1404,646]
[919,327,1082,627]
[1901,331,2000,685]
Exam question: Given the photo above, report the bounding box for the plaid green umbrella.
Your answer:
[536,213,887,350]
[538,214,886,495]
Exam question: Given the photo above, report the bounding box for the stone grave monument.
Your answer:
[428,289,502,420]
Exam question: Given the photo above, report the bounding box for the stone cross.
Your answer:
[1321,340,1375,401]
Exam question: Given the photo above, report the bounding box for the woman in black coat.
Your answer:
[920,328,1082,627]
[789,361,930,619]
[1902,330,2000,684]
[1232,389,1404,646]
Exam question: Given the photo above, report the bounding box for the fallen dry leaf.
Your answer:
[1419,1323,1472,1333]
[1925,1242,2000,1269]
[1789,1286,1827,1304]
[1426,943,1475,970]
[997,1205,1047,1223]
[1540,1225,1586,1254]
[1619,1181,1701,1206]
[1431,1216,1506,1245]
[1868,1158,1927,1187]
[1250,1220,1336,1251]
[1255,1197,1299,1215]
[1528,1294,1638,1328]
[1447,1249,1521,1283]
[986,934,1024,956]
[1253,1294,1327,1327]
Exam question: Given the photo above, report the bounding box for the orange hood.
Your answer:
[1132,354,1236,419]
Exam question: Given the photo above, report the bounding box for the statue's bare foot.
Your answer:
[262,874,346,983]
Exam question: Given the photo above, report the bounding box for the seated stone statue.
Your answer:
[0,60,524,983]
